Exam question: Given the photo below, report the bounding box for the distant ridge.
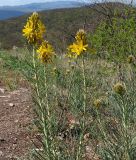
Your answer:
[0,2,130,50]
[0,1,86,20]
[0,10,25,20]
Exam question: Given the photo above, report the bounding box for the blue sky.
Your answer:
[0,0,85,6]
[0,0,134,6]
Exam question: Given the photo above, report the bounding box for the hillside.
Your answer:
[0,1,85,20]
[0,2,130,52]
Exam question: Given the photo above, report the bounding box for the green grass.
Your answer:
[1,47,135,159]
[0,49,29,90]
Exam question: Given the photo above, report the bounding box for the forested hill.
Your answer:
[0,2,130,51]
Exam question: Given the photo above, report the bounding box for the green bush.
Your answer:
[89,9,136,61]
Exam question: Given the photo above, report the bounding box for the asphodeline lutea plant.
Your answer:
[67,29,89,159]
[22,12,46,45]
[67,29,88,58]
[22,12,56,159]
[37,40,54,63]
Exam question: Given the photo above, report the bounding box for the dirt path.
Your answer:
[0,87,33,160]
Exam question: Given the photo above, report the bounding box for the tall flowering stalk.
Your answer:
[67,29,88,159]
[22,12,45,116]
[67,29,88,116]
[22,12,46,93]
[22,12,55,159]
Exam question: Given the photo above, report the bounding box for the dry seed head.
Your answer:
[113,82,126,95]
[93,96,107,108]
[94,99,102,108]
[127,55,135,64]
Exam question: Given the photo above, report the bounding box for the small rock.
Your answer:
[84,133,90,142]
[14,120,19,123]
[0,150,3,157]
[0,88,5,94]
[13,144,17,150]
[14,138,18,142]
[9,103,15,107]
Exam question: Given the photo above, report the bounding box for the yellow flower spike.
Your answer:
[67,29,88,58]
[37,40,54,63]
[22,12,46,45]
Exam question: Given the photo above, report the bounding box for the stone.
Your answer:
[0,151,3,157]
[0,88,5,94]
[9,103,15,107]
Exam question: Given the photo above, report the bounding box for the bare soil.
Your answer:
[0,86,33,160]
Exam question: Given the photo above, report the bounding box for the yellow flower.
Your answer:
[22,12,46,45]
[67,29,88,58]
[37,40,54,63]
[113,82,126,95]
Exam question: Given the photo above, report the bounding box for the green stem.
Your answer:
[82,56,87,127]
[76,56,87,160]
[44,66,50,118]
[32,47,51,160]
[121,98,130,160]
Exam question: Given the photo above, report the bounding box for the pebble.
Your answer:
[0,88,5,94]
[0,150,3,157]
[14,120,19,123]
[12,144,17,150]
[9,103,15,107]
